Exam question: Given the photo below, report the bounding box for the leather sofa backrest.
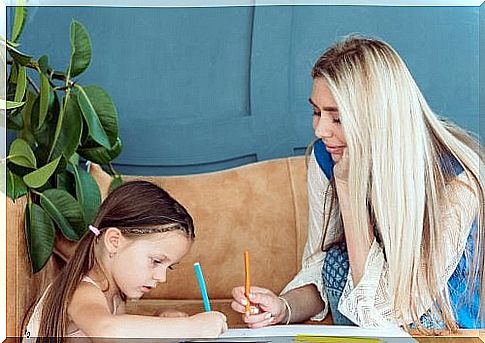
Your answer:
[89,156,309,300]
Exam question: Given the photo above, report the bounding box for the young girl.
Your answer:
[231,35,484,333]
[24,180,227,340]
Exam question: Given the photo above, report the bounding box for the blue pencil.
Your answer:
[193,262,211,312]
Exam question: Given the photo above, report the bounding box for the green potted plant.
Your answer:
[4,7,122,273]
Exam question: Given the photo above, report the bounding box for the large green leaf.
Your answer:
[7,113,23,131]
[38,73,51,129]
[25,202,55,273]
[6,169,28,200]
[39,189,86,241]
[8,138,36,168]
[48,93,82,161]
[29,96,42,133]
[11,6,28,43]
[82,86,119,145]
[75,85,111,149]
[7,44,32,66]
[38,55,49,74]
[3,99,25,110]
[32,92,59,166]
[109,175,123,193]
[68,20,91,78]
[78,137,122,165]
[23,156,61,188]
[56,170,76,196]
[72,165,101,225]
[14,65,27,102]
[20,90,36,131]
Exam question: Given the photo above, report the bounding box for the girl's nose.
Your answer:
[153,268,167,283]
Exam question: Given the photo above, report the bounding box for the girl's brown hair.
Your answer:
[33,180,195,340]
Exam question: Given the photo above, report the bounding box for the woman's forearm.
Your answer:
[281,284,325,323]
[335,181,373,285]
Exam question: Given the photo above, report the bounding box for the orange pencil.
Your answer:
[244,250,251,313]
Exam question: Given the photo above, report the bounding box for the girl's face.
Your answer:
[310,77,347,162]
[110,230,192,299]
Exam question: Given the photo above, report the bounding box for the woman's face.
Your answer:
[309,78,347,162]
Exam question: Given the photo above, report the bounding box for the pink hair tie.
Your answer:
[89,225,100,236]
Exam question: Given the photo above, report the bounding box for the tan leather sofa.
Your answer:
[7,155,327,336]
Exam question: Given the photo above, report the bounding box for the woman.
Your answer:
[231,35,484,333]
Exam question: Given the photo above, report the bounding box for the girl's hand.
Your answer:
[156,309,189,318]
[231,286,287,328]
[333,148,349,183]
[190,311,228,337]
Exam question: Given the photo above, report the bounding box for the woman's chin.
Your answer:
[331,153,342,162]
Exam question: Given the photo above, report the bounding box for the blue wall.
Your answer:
[7,5,481,175]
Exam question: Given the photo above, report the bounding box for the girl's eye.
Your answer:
[152,258,162,265]
[313,111,321,117]
[168,265,175,271]
[333,118,341,124]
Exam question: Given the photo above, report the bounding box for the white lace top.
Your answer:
[280,150,478,327]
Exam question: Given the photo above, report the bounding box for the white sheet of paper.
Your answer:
[220,325,412,338]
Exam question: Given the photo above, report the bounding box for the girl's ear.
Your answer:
[103,227,123,254]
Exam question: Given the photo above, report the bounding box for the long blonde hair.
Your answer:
[312,35,484,332]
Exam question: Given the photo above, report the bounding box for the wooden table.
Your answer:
[411,329,484,342]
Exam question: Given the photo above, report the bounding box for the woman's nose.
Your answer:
[314,116,333,138]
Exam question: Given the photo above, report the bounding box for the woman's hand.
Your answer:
[333,148,349,183]
[156,309,189,318]
[231,286,287,328]
[189,311,228,337]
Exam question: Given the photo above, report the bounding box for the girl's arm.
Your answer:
[337,171,478,328]
[68,283,227,338]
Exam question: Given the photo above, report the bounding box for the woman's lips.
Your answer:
[325,145,345,154]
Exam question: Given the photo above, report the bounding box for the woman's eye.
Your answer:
[333,118,341,124]
[313,111,321,117]
[168,265,175,271]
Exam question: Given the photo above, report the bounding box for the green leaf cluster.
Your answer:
[5,8,122,273]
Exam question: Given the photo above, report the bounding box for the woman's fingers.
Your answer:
[248,316,274,329]
[249,286,274,294]
[231,299,247,314]
[231,286,248,304]
[243,311,274,327]
[231,285,280,328]
[248,291,279,313]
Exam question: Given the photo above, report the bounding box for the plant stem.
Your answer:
[7,59,73,87]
